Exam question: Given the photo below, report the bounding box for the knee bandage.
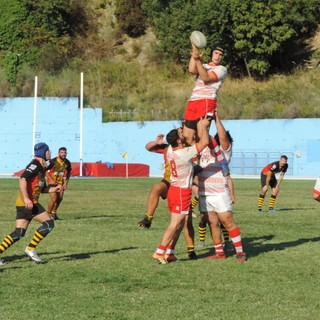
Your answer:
[10,228,26,242]
[37,220,55,237]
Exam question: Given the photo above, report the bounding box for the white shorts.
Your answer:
[199,193,232,213]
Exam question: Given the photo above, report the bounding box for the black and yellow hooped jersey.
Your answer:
[15,159,46,206]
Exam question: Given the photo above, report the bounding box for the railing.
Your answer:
[230,151,294,175]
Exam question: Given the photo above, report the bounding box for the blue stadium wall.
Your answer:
[0,97,319,177]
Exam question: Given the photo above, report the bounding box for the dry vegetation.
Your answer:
[1,1,320,121]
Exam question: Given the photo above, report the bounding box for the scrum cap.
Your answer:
[34,142,49,159]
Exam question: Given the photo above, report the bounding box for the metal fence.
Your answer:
[230,151,294,175]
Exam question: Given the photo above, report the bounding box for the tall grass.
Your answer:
[0,177,319,320]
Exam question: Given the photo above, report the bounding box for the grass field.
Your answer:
[0,177,319,320]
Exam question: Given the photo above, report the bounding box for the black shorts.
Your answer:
[16,203,46,220]
[260,173,277,188]
[184,119,199,131]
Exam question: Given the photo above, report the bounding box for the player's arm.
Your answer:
[214,110,230,150]
[46,172,56,185]
[19,178,33,209]
[228,176,236,203]
[275,172,285,188]
[191,46,218,83]
[145,134,167,152]
[48,184,63,193]
[189,44,200,75]
[261,171,272,193]
[196,118,210,152]
[63,161,72,189]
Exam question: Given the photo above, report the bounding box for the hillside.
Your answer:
[79,2,320,121]
[0,1,320,121]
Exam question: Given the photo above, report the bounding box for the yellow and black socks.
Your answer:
[258,194,265,211]
[198,221,206,243]
[221,224,230,242]
[191,196,199,211]
[269,195,277,210]
[0,228,26,254]
[27,220,54,250]
[187,245,197,260]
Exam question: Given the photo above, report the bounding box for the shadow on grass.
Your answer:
[272,207,317,212]
[2,246,138,264]
[244,235,320,258]
[193,234,320,260]
[72,214,119,220]
[58,246,138,261]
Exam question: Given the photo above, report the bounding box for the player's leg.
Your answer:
[221,223,234,253]
[206,211,226,259]
[24,204,55,263]
[198,195,208,246]
[165,220,185,262]
[198,212,207,246]
[0,216,30,265]
[258,174,267,212]
[153,186,191,263]
[268,177,279,212]
[47,188,58,217]
[138,180,169,228]
[218,212,247,262]
[51,189,64,219]
[153,213,185,263]
[183,211,197,260]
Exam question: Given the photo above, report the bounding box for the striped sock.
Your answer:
[191,196,199,211]
[228,227,244,254]
[198,223,206,242]
[214,241,225,256]
[0,235,14,254]
[165,244,175,256]
[27,231,44,250]
[155,244,166,256]
[269,195,277,210]
[221,224,230,242]
[187,245,195,254]
[258,194,265,210]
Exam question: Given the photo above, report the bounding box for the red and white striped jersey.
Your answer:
[166,144,199,189]
[189,63,227,101]
[198,145,232,195]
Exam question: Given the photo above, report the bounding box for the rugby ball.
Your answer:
[190,31,207,49]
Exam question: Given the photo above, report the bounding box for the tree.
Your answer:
[142,0,320,77]
[115,0,147,38]
[0,0,89,83]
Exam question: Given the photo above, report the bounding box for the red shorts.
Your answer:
[167,185,192,215]
[184,99,217,120]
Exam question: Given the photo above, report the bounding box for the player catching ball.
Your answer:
[183,31,227,146]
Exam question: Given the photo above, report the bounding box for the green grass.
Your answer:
[0,178,319,320]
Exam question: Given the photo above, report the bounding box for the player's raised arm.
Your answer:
[145,134,166,152]
[196,118,210,152]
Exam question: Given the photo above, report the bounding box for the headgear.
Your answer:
[34,142,49,159]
